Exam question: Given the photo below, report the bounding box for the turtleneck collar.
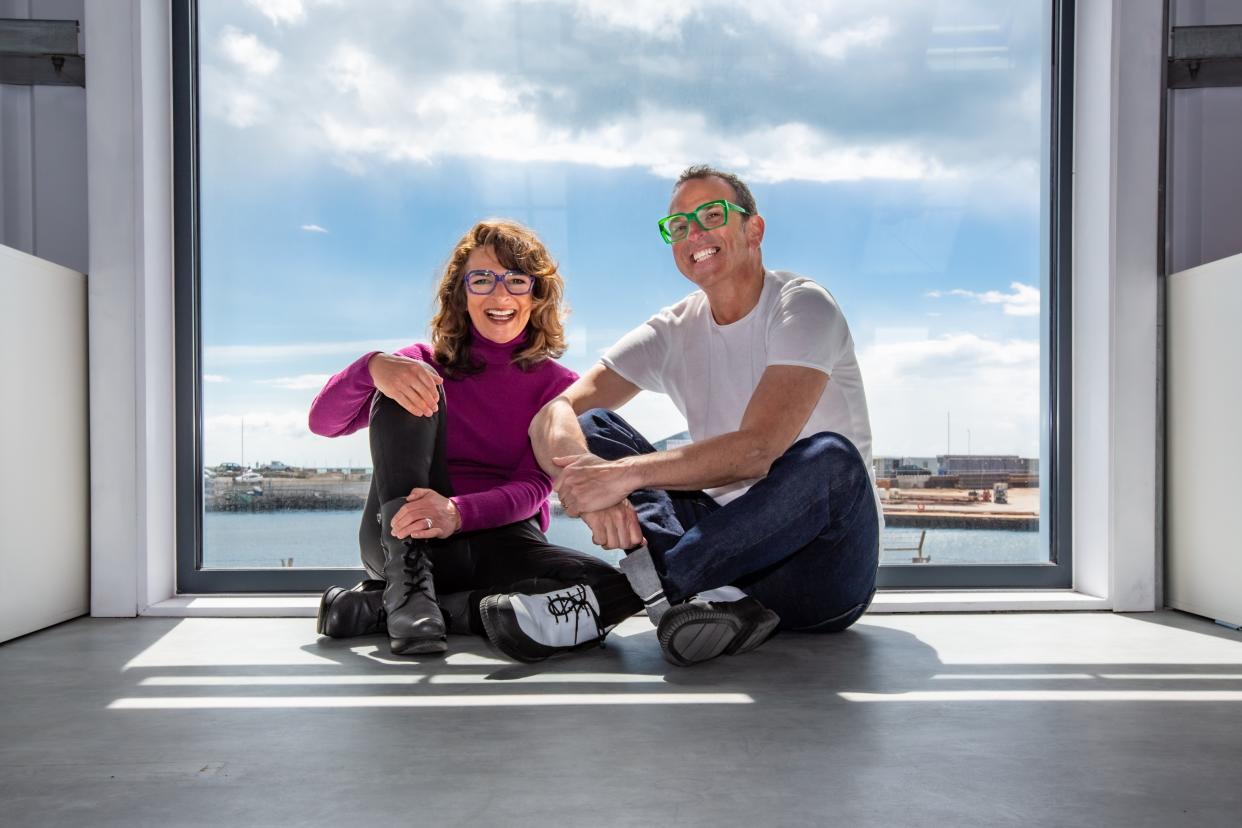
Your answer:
[469,324,527,365]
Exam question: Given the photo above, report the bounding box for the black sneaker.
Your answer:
[656,596,779,667]
[479,584,607,663]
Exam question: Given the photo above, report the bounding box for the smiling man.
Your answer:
[528,165,880,666]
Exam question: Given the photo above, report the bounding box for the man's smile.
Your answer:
[691,246,720,263]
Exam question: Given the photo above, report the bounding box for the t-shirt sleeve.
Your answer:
[600,312,671,393]
[766,281,852,377]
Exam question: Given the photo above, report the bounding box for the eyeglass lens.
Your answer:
[665,202,728,241]
[465,270,534,294]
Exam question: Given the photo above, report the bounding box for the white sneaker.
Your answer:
[479,584,607,663]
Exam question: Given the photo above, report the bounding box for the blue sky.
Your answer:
[198,0,1049,468]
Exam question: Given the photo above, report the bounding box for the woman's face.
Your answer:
[462,246,535,344]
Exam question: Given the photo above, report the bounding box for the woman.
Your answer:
[308,220,641,659]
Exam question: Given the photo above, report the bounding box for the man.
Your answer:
[482,165,880,667]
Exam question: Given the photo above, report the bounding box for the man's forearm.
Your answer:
[624,429,780,493]
[529,397,590,480]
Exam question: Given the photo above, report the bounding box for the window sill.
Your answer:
[142,590,1110,618]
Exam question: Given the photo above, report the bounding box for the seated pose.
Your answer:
[308,220,641,659]
[529,165,881,667]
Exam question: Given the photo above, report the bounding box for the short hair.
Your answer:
[430,219,568,378]
[675,164,758,217]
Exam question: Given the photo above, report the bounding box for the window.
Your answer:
[175,0,1072,591]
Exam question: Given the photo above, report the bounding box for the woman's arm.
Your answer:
[308,344,440,436]
[449,449,554,533]
[308,351,383,437]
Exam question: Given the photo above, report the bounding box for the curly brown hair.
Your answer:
[430,220,568,378]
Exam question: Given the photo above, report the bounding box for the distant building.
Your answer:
[938,454,1027,475]
[874,457,935,488]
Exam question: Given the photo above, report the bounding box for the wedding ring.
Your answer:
[424,518,433,530]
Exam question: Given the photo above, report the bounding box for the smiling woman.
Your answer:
[181,0,1071,591]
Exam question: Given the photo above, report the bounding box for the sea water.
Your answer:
[202,510,1043,569]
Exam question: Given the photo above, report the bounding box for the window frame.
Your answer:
[172,0,1075,593]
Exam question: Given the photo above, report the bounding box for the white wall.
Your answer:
[1167,252,1242,626]
[1071,0,1164,610]
[0,244,88,641]
[84,0,175,615]
[0,0,88,273]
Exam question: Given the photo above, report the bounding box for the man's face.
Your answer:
[667,176,763,290]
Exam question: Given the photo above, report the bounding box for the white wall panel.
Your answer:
[0,244,88,642]
[1167,252,1242,627]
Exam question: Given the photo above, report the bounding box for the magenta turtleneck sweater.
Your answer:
[308,330,577,533]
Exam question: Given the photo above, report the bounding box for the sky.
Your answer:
[197,0,1050,469]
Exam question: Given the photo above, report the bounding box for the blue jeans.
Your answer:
[580,409,879,632]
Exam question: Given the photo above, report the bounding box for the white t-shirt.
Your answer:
[602,269,875,505]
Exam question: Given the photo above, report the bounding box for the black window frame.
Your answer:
[173,0,1074,593]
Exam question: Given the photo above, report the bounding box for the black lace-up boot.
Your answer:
[316,579,385,638]
[379,497,446,655]
[479,584,607,663]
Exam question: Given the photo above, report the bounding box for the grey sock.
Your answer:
[619,546,671,625]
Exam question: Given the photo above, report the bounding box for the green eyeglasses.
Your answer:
[657,199,750,244]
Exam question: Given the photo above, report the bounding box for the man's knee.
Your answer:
[578,407,620,434]
[781,432,869,485]
[578,408,635,454]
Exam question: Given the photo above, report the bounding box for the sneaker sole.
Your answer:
[479,596,547,663]
[658,606,780,667]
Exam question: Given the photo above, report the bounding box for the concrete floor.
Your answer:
[3,610,1242,827]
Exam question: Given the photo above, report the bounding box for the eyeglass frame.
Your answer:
[657,199,751,244]
[461,269,538,295]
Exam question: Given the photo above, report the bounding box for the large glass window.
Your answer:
[176,0,1071,590]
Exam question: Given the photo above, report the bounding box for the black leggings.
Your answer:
[358,392,641,631]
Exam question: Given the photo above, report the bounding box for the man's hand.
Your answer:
[389,488,461,539]
[369,353,443,417]
[553,453,636,516]
[579,501,645,550]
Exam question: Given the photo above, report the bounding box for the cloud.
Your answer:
[928,282,1041,317]
[199,0,1043,199]
[859,332,1040,457]
[203,374,230,384]
[246,0,305,27]
[219,26,281,76]
[300,223,328,233]
[204,407,371,467]
[310,60,949,184]
[813,16,894,59]
[205,338,410,365]
[573,1,696,40]
[258,373,332,390]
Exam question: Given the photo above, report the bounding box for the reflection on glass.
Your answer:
[197,0,1049,570]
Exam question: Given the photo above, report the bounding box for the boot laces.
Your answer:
[545,585,606,648]
[400,544,433,603]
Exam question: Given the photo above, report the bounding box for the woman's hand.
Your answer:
[369,353,443,417]
[389,488,462,540]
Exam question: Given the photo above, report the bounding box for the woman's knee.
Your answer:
[369,390,442,433]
